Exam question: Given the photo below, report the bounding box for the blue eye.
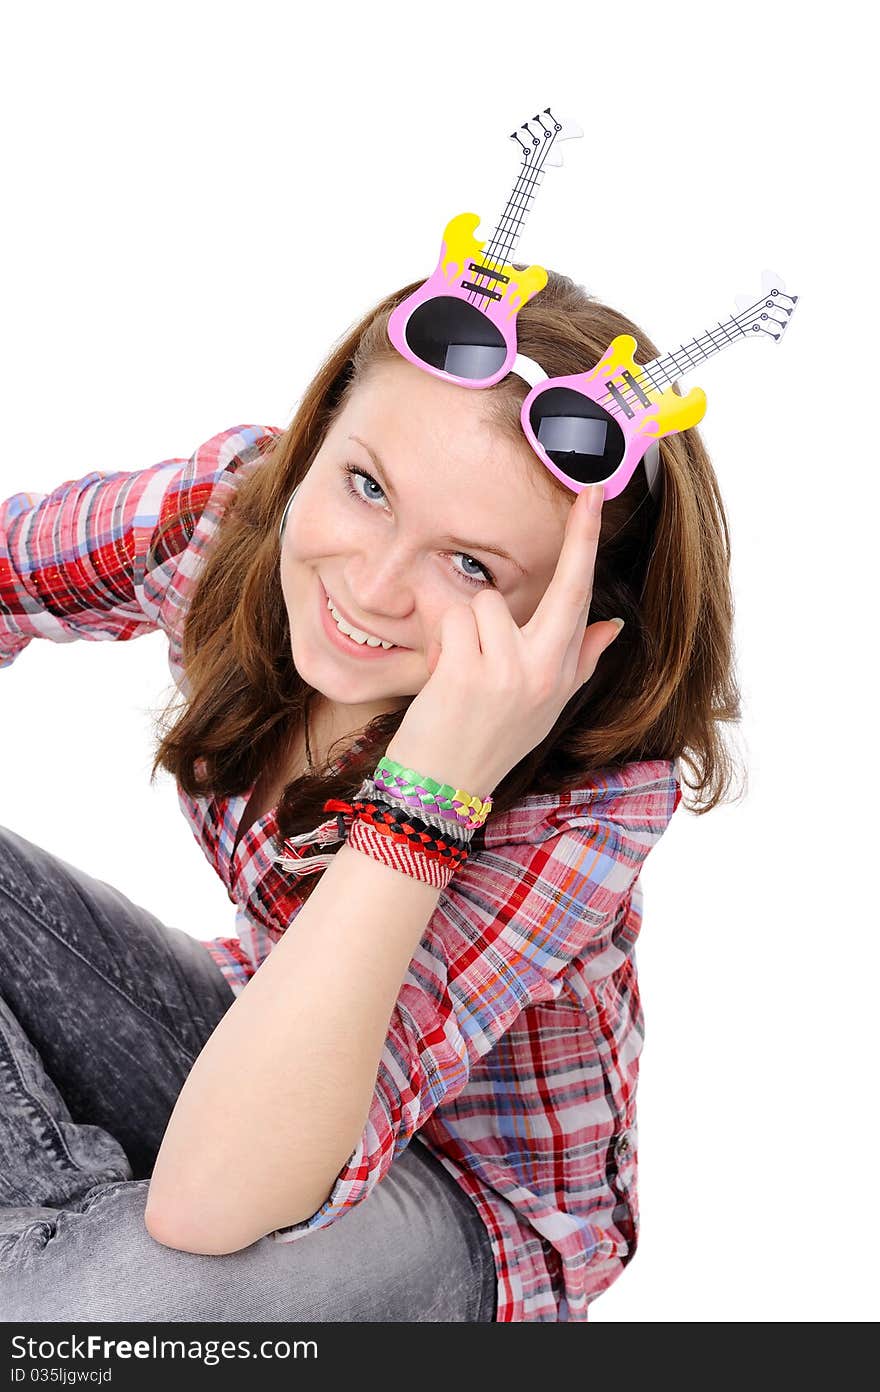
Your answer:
[342,463,496,588]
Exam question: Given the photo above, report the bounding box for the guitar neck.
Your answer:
[478,113,563,272]
[479,158,546,270]
[641,291,796,389]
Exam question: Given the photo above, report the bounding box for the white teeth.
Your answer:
[326,596,396,649]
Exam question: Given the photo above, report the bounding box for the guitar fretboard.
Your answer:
[638,289,798,392]
[467,109,562,294]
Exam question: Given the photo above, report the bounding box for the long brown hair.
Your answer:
[147,269,745,845]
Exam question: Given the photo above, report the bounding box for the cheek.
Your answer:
[281,491,331,559]
[418,597,445,642]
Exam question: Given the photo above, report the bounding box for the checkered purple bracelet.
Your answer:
[360,777,476,841]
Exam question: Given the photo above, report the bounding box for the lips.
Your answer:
[325,587,394,645]
[317,579,404,659]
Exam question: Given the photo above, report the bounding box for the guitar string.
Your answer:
[531,294,794,493]
[464,111,559,307]
[466,114,553,293]
[592,295,796,418]
[419,121,793,488]
[466,140,542,293]
[455,123,793,420]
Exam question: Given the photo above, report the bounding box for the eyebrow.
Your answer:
[348,434,526,574]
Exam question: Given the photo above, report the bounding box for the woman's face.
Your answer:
[279,356,571,726]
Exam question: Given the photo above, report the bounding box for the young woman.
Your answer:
[0,269,741,1322]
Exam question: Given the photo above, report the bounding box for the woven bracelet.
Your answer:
[348,817,460,889]
[360,777,477,841]
[373,756,492,832]
[322,797,470,889]
[324,796,470,859]
[353,802,470,865]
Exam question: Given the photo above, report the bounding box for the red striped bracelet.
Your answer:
[322,797,470,889]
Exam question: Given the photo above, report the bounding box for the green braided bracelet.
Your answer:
[374,755,493,831]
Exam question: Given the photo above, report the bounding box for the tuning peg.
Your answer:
[536,108,583,140]
[735,269,795,314]
[760,268,800,324]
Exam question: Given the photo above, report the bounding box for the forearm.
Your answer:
[144,838,442,1254]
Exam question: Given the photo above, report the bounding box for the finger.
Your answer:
[428,600,481,676]
[524,483,603,652]
[466,588,519,665]
[424,632,443,677]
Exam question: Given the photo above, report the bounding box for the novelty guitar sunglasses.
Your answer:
[388,108,799,501]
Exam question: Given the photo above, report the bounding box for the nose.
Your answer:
[344,546,417,628]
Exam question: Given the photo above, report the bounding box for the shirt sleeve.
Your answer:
[267,767,681,1244]
[0,424,279,669]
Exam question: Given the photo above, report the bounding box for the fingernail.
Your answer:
[588,483,605,514]
[609,617,625,635]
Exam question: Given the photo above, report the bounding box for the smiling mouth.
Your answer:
[327,595,397,648]
[319,581,407,652]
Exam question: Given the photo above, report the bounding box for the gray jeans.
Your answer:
[0,825,497,1322]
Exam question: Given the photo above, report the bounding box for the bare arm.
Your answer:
[144,834,444,1254]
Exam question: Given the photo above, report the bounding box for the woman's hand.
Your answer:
[384,483,623,797]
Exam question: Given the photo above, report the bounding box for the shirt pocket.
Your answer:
[607,1119,640,1264]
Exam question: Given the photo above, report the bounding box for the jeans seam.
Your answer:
[0,873,198,1060]
[78,1178,150,1215]
[0,1027,92,1194]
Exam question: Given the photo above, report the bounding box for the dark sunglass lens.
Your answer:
[405,297,507,379]
[529,387,626,485]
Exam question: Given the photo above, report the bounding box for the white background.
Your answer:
[0,0,875,1322]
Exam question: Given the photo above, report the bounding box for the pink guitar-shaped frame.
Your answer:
[388,107,583,387]
[519,271,800,500]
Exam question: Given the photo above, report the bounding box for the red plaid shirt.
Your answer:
[1,424,682,1321]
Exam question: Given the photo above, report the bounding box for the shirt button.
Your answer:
[615,1132,631,1158]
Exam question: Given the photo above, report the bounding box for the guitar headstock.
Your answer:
[733,269,799,343]
[510,107,583,166]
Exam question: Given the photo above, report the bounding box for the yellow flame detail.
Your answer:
[588,335,708,436]
[440,212,547,321]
